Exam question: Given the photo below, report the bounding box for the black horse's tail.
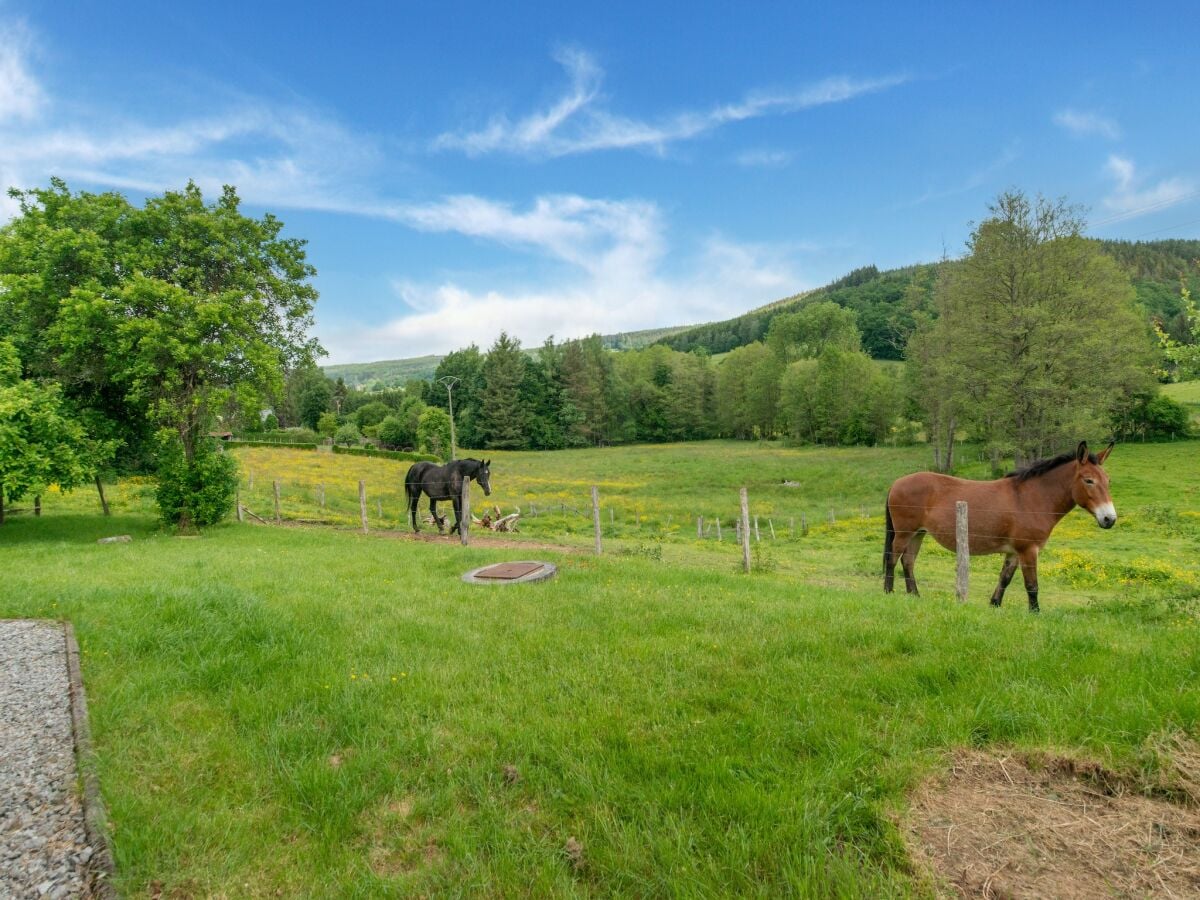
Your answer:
[883,493,895,584]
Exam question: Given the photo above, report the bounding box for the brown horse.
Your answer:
[884,441,1115,611]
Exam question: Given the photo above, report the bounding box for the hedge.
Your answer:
[227,440,319,450]
[332,445,440,462]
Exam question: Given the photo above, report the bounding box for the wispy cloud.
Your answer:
[735,148,793,169]
[321,230,804,362]
[1099,154,1197,223]
[0,20,42,123]
[897,143,1021,209]
[1053,108,1121,140]
[434,48,908,158]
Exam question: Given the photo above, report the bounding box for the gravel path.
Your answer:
[1,621,105,898]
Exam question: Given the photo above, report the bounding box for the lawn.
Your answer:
[3,440,1199,896]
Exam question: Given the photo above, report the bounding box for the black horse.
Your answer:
[405,459,492,535]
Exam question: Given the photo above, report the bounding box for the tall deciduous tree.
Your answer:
[2,180,321,527]
[912,191,1152,469]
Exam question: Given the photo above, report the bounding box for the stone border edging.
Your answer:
[63,622,117,898]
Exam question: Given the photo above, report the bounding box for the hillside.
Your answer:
[325,239,1199,388]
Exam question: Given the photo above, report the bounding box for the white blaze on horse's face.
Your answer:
[1073,442,1116,529]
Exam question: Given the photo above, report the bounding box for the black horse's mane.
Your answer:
[1005,450,1097,482]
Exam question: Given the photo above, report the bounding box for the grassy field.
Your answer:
[3,440,1199,896]
[1163,379,1200,426]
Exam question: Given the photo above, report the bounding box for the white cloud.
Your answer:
[1099,154,1197,222]
[435,49,908,158]
[320,222,806,363]
[1053,108,1121,140]
[735,148,792,168]
[0,20,42,123]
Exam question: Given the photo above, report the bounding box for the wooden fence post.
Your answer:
[955,500,969,603]
[753,515,761,543]
[273,480,281,524]
[34,495,41,517]
[801,513,808,537]
[591,485,602,555]
[740,487,751,573]
[359,481,368,534]
[716,517,722,541]
[460,478,471,546]
[697,515,704,538]
[236,486,243,523]
[768,518,776,540]
[95,476,110,517]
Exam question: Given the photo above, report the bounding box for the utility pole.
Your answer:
[437,375,460,460]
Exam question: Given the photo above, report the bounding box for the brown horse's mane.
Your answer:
[1005,450,1098,483]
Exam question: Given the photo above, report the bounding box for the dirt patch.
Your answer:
[905,742,1200,898]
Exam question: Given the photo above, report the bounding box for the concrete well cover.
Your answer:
[462,561,557,584]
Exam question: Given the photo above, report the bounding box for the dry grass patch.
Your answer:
[905,740,1200,898]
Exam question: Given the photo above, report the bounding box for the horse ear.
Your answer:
[1097,441,1114,464]
[1076,441,1089,463]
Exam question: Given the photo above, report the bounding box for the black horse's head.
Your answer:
[474,458,492,496]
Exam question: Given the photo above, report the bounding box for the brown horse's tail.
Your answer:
[883,493,895,579]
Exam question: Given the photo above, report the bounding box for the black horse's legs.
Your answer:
[901,532,924,596]
[451,496,462,535]
[990,554,1019,607]
[429,499,444,534]
[1018,547,1040,612]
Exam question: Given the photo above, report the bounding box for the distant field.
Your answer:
[6,439,1198,895]
[1163,379,1200,425]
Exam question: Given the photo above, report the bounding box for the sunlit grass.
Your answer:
[5,438,1200,895]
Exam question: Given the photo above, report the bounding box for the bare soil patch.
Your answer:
[905,741,1200,898]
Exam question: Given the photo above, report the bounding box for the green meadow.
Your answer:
[3,440,1199,896]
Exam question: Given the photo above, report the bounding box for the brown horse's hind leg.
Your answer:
[990,554,1019,607]
[1018,547,1040,612]
[895,531,924,596]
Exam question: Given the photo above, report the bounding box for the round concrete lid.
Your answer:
[462,560,557,585]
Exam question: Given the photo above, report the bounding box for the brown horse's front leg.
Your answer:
[990,554,1019,607]
[1018,547,1040,612]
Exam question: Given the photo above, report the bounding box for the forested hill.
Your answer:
[655,239,1200,360]
[325,239,1200,387]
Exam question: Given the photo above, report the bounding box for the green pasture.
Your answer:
[3,440,1199,896]
[1162,379,1200,426]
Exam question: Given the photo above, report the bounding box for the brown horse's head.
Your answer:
[1071,441,1116,528]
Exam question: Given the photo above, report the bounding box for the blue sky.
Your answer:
[2,2,1198,363]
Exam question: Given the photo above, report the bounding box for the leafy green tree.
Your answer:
[766,301,862,362]
[432,345,485,447]
[377,414,407,448]
[5,181,322,526]
[782,348,898,445]
[416,406,453,458]
[1155,277,1200,381]
[334,423,361,445]
[477,332,530,449]
[716,342,781,438]
[911,191,1152,469]
[297,372,333,430]
[353,401,391,430]
[0,342,93,523]
[316,411,339,439]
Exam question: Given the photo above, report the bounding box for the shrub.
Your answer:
[378,414,408,449]
[155,436,237,529]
